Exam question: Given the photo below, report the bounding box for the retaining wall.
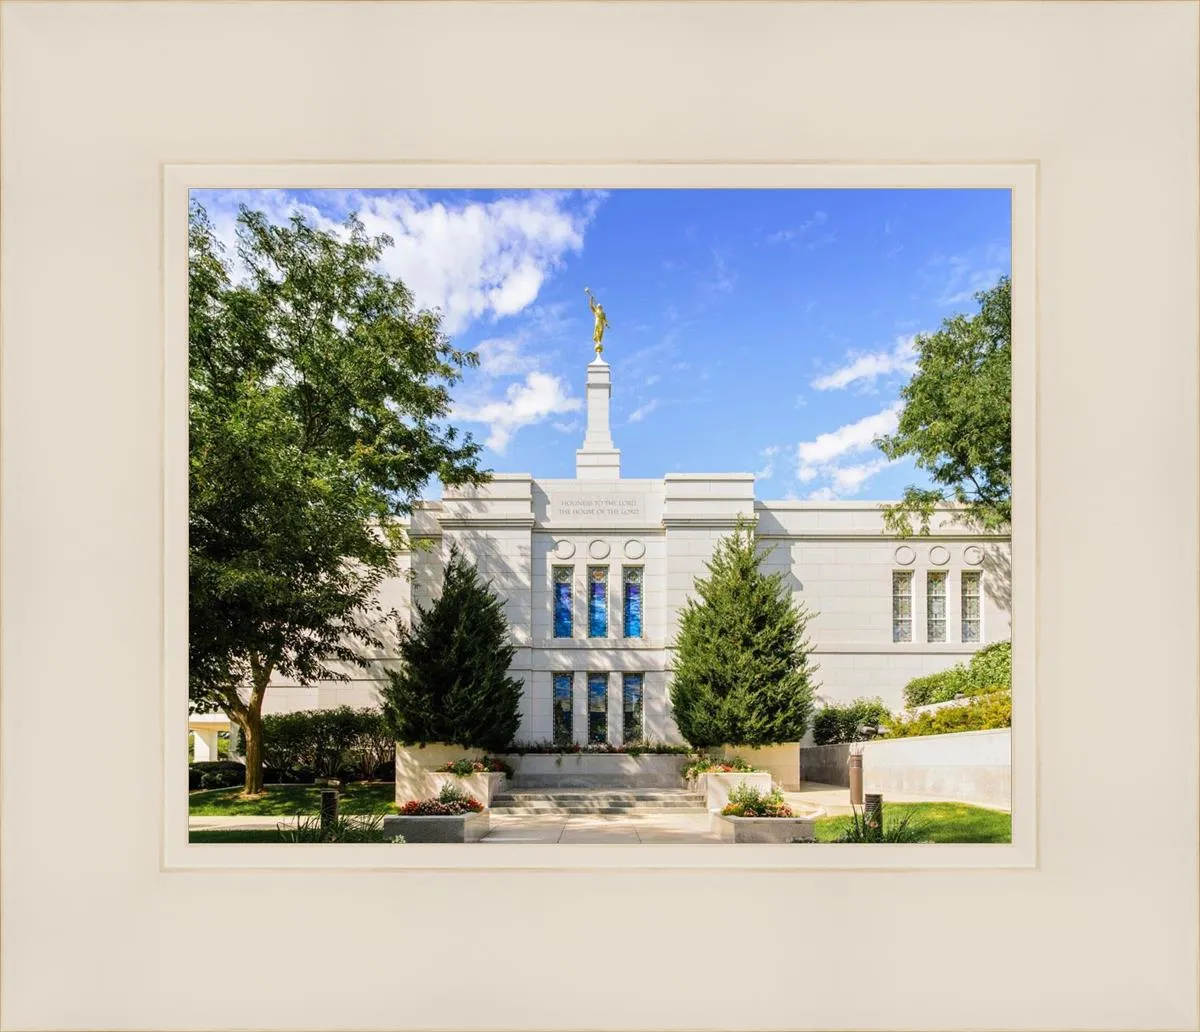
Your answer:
[800,728,1011,810]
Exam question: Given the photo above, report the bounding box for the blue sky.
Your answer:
[191,187,1010,501]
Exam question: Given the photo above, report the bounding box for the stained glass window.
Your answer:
[927,571,947,643]
[553,672,574,747]
[553,566,573,638]
[587,673,608,744]
[622,567,643,639]
[587,567,608,638]
[892,570,913,642]
[961,571,982,643]
[622,673,644,744]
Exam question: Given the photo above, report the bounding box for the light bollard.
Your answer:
[318,783,340,838]
[848,751,864,807]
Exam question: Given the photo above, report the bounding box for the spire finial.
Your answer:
[584,287,608,355]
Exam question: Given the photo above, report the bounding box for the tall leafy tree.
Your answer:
[380,547,523,751]
[669,518,819,747]
[189,202,486,794]
[876,276,1011,535]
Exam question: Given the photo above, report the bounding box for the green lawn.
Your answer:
[814,802,1011,843]
[189,827,392,844]
[190,829,297,843]
[189,781,396,816]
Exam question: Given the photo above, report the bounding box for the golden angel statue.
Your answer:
[584,287,609,354]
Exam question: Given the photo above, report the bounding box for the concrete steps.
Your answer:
[491,788,706,816]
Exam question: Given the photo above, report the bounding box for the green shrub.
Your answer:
[967,640,1011,693]
[884,691,1011,738]
[721,783,794,818]
[902,641,1012,709]
[261,707,393,781]
[262,765,317,785]
[812,697,890,745]
[190,760,245,791]
[902,668,972,708]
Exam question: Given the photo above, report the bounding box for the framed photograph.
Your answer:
[2,2,1196,1030]
[166,163,1034,873]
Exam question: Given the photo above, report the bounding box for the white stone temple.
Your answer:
[190,350,1011,759]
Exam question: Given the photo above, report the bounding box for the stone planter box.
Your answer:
[496,752,689,788]
[382,810,490,843]
[710,743,802,790]
[715,813,815,843]
[693,771,774,812]
[428,771,507,808]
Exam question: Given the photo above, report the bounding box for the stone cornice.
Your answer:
[755,532,1012,542]
[435,515,536,530]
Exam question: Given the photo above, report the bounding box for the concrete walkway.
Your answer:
[480,811,718,843]
[190,814,312,831]
[786,781,1012,814]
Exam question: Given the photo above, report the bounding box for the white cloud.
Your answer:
[756,445,781,481]
[767,210,828,245]
[796,403,902,475]
[193,188,600,334]
[811,335,919,392]
[628,400,660,424]
[452,372,581,453]
[828,458,895,495]
[804,458,898,501]
[928,241,1011,307]
[791,404,904,500]
[474,337,526,377]
[708,249,736,293]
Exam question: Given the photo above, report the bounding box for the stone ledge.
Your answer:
[382,810,490,843]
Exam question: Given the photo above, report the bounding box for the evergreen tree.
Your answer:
[669,518,819,747]
[381,548,523,750]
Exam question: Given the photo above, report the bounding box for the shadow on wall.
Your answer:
[983,546,1011,616]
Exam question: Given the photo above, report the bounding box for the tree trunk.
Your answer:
[239,656,274,797]
[241,708,265,796]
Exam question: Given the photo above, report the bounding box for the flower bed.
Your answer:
[722,785,794,818]
[398,796,483,816]
[683,755,758,781]
[436,756,514,777]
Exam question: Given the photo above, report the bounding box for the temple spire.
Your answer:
[575,352,621,480]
